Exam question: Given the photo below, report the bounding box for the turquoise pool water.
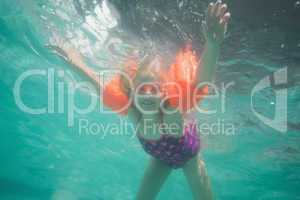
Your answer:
[1,0,300,199]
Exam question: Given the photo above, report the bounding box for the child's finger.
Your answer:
[222,12,231,23]
[206,3,214,20]
[212,0,222,17]
[47,45,69,61]
[219,18,227,33]
[218,4,228,19]
[207,2,214,17]
[224,23,228,34]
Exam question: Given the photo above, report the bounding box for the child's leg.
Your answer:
[182,156,214,200]
[136,157,172,200]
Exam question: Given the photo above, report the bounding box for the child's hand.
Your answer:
[47,35,83,65]
[202,0,231,45]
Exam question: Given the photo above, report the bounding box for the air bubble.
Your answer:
[280,44,285,48]
[40,15,47,20]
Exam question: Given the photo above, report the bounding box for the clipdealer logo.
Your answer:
[251,67,288,133]
[13,67,289,134]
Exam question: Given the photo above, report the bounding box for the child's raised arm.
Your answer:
[197,0,231,84]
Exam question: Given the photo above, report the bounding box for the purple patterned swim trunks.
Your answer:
[137,122,200,169]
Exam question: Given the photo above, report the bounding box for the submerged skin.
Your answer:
[52,1,230,199]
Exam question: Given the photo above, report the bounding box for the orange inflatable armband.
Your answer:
[164,46,209,113]
[102,58,138,115]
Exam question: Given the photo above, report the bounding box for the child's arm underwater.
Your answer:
[48,38,102,89]
[48,38,139,117]
[197,0,230,84]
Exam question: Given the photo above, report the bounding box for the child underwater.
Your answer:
[51,1,230,199]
